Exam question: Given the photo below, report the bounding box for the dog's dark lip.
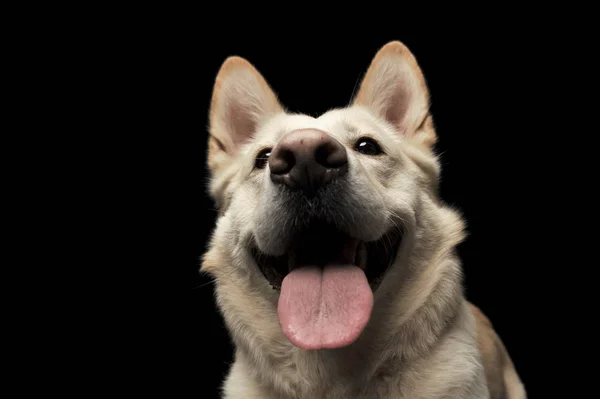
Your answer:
[251,222,402,291]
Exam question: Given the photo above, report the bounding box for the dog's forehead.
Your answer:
[257,107,381,143]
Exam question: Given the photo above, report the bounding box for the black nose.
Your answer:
[269,129,348,195]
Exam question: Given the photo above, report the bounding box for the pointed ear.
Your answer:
[353,41,436,150]
[208,56,283,176]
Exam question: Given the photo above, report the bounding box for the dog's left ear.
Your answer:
[353,41,436,150]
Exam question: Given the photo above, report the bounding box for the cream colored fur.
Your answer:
[202,41,526,399]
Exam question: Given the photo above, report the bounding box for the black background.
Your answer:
[21,5,588,397]
[169,23,565,399]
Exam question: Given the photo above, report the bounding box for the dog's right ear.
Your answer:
[207,56,283,182]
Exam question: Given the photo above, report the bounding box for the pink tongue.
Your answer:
[277,265,373,350]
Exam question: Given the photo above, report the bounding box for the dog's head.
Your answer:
[202,41,453,351]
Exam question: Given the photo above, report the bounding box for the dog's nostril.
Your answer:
[316,141,347,169]
[269,148,295,175]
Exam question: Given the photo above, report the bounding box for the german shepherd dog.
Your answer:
[201,41,526,399]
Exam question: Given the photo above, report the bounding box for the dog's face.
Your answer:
[203,41,445,351]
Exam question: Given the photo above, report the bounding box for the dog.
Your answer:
[201,41,526,399]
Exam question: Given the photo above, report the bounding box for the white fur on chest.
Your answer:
[222,303,489,399]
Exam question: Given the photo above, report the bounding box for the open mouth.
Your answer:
[251,221,402,291]
[251,221,402,350]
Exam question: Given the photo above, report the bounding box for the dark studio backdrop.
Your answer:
[182,27,557,399]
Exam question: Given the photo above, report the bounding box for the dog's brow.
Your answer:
[342,121,359,134]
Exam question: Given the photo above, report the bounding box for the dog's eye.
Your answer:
[355,138,383,156]
[254,148,272,169]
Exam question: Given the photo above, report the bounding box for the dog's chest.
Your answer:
[272,372,424,399]
[269,358,413,399]
[226,344,484,399]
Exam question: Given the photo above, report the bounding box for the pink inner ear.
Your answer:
[385,82,412,132]
[355,54,428,139]
[228,101,257,153]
